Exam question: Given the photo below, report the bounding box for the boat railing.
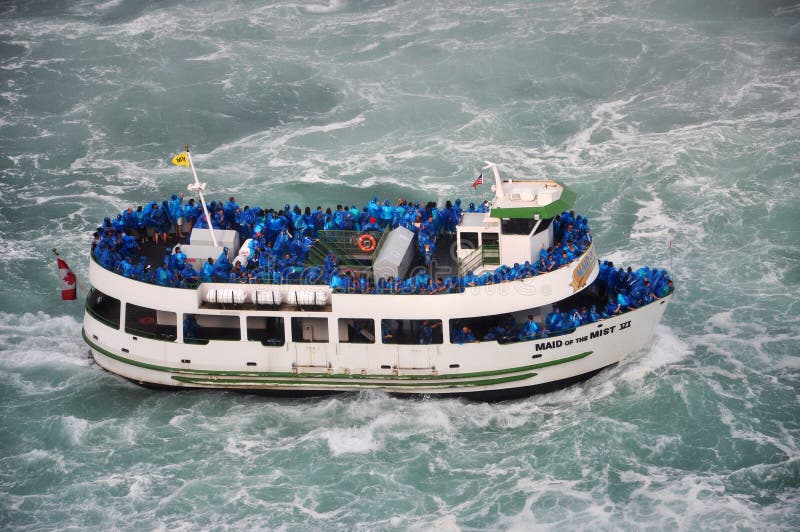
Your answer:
[315,230,383,267]
[458,247,484,276]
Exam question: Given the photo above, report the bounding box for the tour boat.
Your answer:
[83,156,672,400]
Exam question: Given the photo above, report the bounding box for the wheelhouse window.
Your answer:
[247,316,285,346]
[482,232,499,246]
[338,318,375,344]
[460,232,479,250]
[291,317,329,343]
[184,314,241,342]
[86,288,120,329]
[381,319,443,345]
[125,304,176,341]
[500,218,536,235]
[533,217,553,235]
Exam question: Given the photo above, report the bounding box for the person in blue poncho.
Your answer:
[453,325,478,344]
[518,315,540,341]
[122,207,137,236]
[168,194,184,238]
[658,279,674,298]
[172,246,187,270]
[180,262,199,287]
[200,258,214,283]
[183,314,198,340]
[118,257,134,278]
[545,307,562,331]
[618,290,633,310]
[329,269,344,292]
[154,262,172,287]
[381,321,393,343]
[418,320,440,344]
[132,257,147,280]
[121,233,139,258]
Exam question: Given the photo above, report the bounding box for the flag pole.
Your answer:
[184,145,218,248]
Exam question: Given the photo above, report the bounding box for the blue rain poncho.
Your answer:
[154,265,171,286]
[518,319,540,340]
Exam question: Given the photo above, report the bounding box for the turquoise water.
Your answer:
[1,0,798,529]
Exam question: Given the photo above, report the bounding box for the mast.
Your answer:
[184,145,218,248]
[483,161,504,199]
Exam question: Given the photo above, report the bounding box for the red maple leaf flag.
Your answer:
[57,257,77,300]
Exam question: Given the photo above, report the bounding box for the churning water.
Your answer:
[1,0,798,529]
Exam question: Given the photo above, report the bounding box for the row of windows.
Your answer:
[87,289,539,346]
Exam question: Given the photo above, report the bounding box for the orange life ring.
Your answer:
[138,316,156,326]
[357,234,377,253]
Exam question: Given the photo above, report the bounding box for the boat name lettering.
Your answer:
[535,320,632,350]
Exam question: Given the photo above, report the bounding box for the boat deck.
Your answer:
[132,229,460,288]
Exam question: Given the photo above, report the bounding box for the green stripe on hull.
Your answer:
[83,328,592,383]
[170,372,537,389]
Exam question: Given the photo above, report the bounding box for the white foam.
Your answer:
[302,0,347,14]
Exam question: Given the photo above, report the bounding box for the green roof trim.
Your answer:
[489,182,577,219]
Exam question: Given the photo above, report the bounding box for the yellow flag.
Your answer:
[171,152,189,167]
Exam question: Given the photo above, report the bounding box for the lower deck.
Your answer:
[83,292,671,397]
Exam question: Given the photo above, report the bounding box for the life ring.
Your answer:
[357,234,377,253]
[138,316,156,326]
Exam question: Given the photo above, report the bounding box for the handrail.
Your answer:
[458,247,483,276]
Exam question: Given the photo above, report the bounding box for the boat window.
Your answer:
[460,232,478,250]
[185,314,241,342]
[501,218,536,235]
[482,232,499,246]
[291,317,329,343]
[246,316,285,346]
[533,217,553,235]
[450,313,517,344]
[381,319,443,345]
[86,288,120,329]
[338,318,375,344]
[125,304,176,341]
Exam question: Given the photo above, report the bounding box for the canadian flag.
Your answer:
[57,257,77,300]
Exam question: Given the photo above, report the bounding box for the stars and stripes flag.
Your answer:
[471,173,484,188]
[57,257,77,300]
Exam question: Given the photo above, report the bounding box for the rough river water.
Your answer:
[1,0,798,529]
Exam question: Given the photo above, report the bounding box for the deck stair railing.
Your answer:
[457,247,484,276]
[305,230,384,269]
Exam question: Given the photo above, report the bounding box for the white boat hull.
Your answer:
[85,294,670,400]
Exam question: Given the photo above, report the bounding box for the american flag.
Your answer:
[471,173,483,188]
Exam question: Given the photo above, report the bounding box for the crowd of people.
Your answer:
[93,194,497,287]
[91,194,670,317]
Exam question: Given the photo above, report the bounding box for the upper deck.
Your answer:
[90,165,593,303]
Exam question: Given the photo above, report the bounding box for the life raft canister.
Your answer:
[357,234,377,253]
